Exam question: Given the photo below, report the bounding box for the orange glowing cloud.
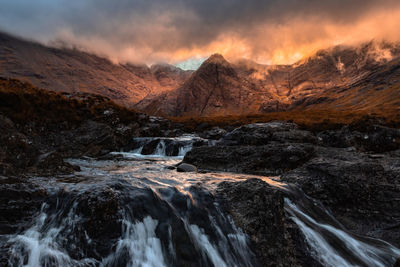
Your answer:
[2,0,400,67]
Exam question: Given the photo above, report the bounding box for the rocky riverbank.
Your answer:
[0,78,187,177]
[183,120,400,263]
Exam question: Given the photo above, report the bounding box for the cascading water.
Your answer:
[3,136,400,266]
[5,137,259,266]
[284,187,400,267]
[122,135,212,158]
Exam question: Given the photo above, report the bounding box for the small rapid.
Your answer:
[122,135,215,158]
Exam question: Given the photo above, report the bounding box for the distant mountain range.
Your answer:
[1,32,400,116]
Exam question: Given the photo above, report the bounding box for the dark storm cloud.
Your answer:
[1,0,400,64]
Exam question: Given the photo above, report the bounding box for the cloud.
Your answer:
[1,0,400,65]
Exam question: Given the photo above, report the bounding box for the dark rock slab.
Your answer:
[183,143,315,176]
[220,122,316,146]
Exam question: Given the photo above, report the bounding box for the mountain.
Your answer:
[138,41,400,116]
[2,31,400,117]
[0,32,192,107]
[136,54,281,116]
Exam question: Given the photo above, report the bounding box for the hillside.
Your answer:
[0,32,192,106]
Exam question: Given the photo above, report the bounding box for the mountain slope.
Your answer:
[2,31,399,117]
[136,54,281,116]
[0,32,192,106]
[138,42,400,116]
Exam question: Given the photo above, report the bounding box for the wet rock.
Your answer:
[221,122,295,146]
[177,163,197,172]
[281,148,400,246]
[217,179,320,267]
[317,125,400,152]
[184,143,315,175]
[200,127,227,140]
[32,151,80,175]
[141,139,161,155]
[0,176,48,236]
[0,176,49,264]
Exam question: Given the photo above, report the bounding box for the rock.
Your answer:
[216,179,320,267]
[221,122,316,146]
[177,163,197,172]
[352,125,400,152]
[281,147,400,246]
[32,151,80,175]
[183,143,315,175]
[317,125,400,152]
[141,139,161,155]
[0,115,39,175]
[316,127,356,148]
[0,176,48,235]
[58,120,119,158]
[394,258,400,267]
[200,127,227,140]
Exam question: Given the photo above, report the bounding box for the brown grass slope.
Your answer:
[0,77,138,126]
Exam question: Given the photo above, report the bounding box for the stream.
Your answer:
[4,136,400,266]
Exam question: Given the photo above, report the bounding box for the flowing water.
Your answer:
[3,136,400,266]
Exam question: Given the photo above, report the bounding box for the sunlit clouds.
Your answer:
[1,0,400,67]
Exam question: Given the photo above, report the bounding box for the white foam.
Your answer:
[285,199,400,267]
[102,216,166,267]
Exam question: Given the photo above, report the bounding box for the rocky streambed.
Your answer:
[1,117,400,266]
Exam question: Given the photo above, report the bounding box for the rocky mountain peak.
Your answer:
[204,53,228,64]
[194,53,236,78]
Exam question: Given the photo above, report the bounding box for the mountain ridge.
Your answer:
[137,42,400,116]
[0,31,192,107]
[2,31,400,117]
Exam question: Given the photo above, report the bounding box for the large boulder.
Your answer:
[177,163,197,172]
[216,179,320,267]
[183,143,315,176]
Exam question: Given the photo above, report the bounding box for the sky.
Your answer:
[1,0,400,69]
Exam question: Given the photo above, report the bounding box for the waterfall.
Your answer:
[6,161,258,267]
[285,198,400,267]
[101,217,167,267]
[5,141,400,267]
[8,203,98,267]
[122,135,213,158]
